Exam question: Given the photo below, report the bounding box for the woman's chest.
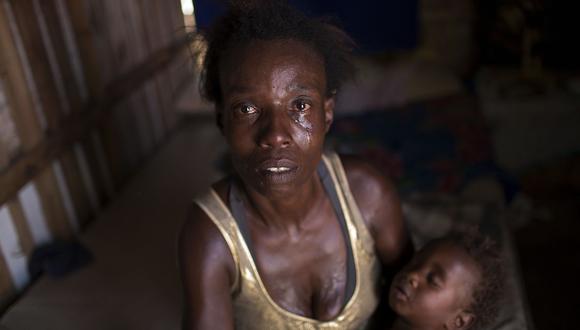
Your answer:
[249,214,351,320]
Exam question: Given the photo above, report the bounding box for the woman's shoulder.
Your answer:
[338,154,400,212]
[179,178,237,287]
[338,154,409,265]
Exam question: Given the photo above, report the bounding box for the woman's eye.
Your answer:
[238,104,257,114]
[294,100,311,112]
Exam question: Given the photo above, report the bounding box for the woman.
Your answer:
[178,1,412,329]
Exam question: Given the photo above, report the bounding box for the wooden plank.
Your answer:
[72,143,100,213]
[140,0,174,138]
[54,0,89,101]
[9,0,63,130]
[0,4,46,306]
[32,0,70,114]
[89,130,115,199]
[0,243,15,311]
[0,204,23,310]
[38,0,84,111]
[6,198,35,256]
[63,0,99,96]
[63,0,114,203]
[98,110,127,188]
[80,132,110,204]
[0,75,22,170]
[58,149,92,227]
[154,0,180,131]
[35,166,73,239]
[124,0,156,154]
[96,0,147,172]
[9,0,78,241]
[0,1,43,148]
[0,36,190,205]
[37,0,98,230]
[167,0,191,124]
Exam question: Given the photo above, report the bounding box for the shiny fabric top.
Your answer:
[194,152,381,329]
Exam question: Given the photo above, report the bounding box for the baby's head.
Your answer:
[389,231,504,330]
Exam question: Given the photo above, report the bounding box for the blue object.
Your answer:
[28,240,93,278]
[193,0,419,52]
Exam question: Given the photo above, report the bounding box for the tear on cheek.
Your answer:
[293,113,314,145]
[293,112,313,131]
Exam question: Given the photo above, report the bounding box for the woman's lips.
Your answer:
[256,158,299,183]
[257,158,297,173]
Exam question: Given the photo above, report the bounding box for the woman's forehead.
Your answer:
[219,39,326,88]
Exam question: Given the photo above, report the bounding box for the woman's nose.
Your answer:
[257,111,291,149]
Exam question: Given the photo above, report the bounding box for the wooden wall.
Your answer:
[0,0,193,310]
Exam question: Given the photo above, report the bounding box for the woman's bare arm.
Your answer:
[342,155,413,267]
[178,205,236,330]
[342,155,414,327]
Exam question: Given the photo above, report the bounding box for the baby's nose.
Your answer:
[407,273,419,288]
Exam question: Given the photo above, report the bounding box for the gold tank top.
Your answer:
[194,152,381,329]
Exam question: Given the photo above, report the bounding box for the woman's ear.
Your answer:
[447,311,475,330]
[323,97,335,133]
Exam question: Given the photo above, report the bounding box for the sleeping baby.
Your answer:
[389,231,504,330]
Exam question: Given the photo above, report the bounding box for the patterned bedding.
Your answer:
[328,94,517,201]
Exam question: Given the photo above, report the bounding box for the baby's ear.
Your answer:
[446,311,475,330]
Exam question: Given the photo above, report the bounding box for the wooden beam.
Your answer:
[0,36,191,205]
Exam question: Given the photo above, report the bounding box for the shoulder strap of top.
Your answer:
[317,158,357,306]
[321,151,375,245]
[194,189,241,293]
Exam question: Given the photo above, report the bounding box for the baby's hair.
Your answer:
[199,0,356,105]
[442,230,505,330]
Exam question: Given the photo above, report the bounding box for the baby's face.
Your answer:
[389,240,481,329]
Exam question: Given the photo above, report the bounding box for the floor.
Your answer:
[1,116,227,330]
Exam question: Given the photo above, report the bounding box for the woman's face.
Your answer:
[218,39,334,197]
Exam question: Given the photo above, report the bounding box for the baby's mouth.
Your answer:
[394,284,411,302]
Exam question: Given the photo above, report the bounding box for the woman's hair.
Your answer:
[443,230,505,330]
[199,0,356,104]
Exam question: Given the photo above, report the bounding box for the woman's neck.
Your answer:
[241,173,325,231]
